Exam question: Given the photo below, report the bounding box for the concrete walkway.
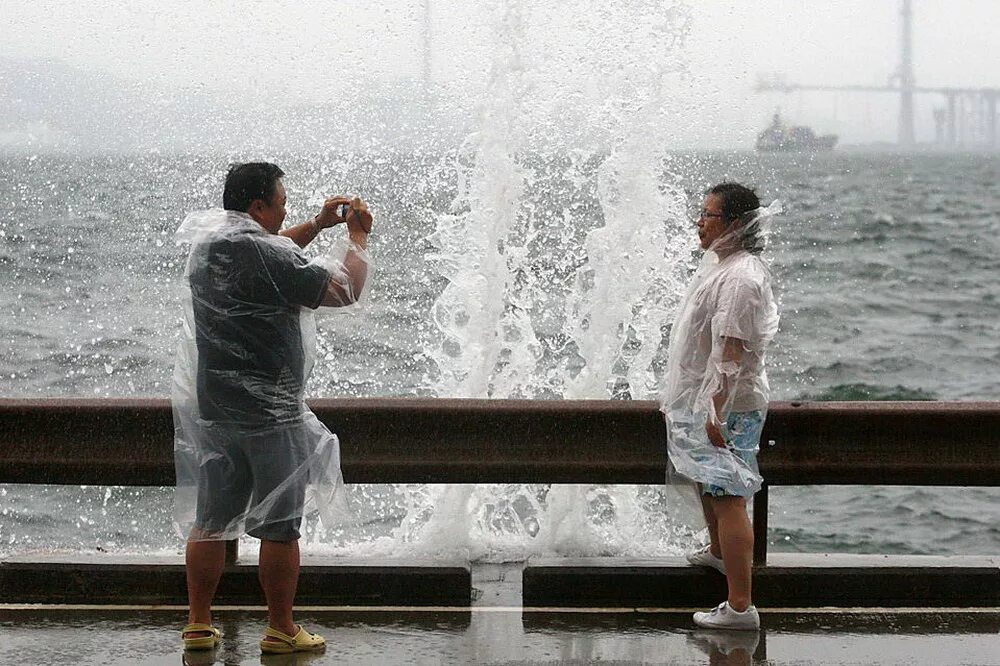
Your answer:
[2,605,999,665]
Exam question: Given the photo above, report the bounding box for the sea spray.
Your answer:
[548,4,698,555]
[408,0,537,560]
[425,0,540,400]
[415,0,700,561]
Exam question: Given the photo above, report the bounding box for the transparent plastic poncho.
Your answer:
[172,209,370,540]
[661,202,781,498]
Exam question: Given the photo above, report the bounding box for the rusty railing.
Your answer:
[2,398,998,565]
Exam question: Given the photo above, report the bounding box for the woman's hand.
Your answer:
[706,419,727,448]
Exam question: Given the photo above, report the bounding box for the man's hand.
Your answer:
[314,196,353,230]
[706,419,727,448]
[345,197,373,235]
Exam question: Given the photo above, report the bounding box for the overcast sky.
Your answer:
[4,0,999,148]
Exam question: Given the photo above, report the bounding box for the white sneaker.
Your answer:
[693,601,760,630]
[686,545,726,575]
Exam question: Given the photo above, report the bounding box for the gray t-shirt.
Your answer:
[189,221,330,426]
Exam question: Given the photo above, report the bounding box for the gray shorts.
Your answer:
[194,421,310,541]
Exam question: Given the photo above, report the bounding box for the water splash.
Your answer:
[425,0,538,399]
[413,0,702,561]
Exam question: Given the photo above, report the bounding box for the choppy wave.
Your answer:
[770,486,1000,556]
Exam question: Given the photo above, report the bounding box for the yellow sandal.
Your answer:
[182,623,222,650]
[260,625,326,654]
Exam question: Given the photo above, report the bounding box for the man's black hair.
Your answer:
[223,162,285,212]
[707,182,760,223]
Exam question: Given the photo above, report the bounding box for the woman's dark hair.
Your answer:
[223,162,285,212]
[707,182,760,224]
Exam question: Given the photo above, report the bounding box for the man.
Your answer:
[662,182,780,630]
[173,162,373,653]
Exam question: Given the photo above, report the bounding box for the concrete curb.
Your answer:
[0,557,471,606]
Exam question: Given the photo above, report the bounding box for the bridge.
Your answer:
[757,1,1000,149]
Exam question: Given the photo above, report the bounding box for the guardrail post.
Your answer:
[752,482,768,567]
[225,539,239,565]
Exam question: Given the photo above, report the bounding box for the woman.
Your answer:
[662,182,780,630]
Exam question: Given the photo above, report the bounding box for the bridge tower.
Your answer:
[896,0,916,146]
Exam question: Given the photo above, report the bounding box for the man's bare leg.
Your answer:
[185,537,226,637]
[259,538,300,637]
[710,496,754,611]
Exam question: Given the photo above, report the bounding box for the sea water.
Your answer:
[3,149,998,561]
[1,0,999,561]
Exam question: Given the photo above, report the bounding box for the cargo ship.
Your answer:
[756,112,837,152]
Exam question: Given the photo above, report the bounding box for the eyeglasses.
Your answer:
[693,209,726,221]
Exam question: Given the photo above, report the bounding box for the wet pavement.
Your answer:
[3,605,999,665]
[1,564,998,665]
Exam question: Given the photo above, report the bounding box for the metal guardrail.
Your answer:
[2,399,998,565]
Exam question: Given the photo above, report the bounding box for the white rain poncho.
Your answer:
[172,209,370,541]
[662,202,781,498]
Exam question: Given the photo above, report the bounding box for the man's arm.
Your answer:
[280,197,353,249]
[280,218,323,248]
[319,199,373,306]
[706,336,745,447]
[319,231,370,306]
